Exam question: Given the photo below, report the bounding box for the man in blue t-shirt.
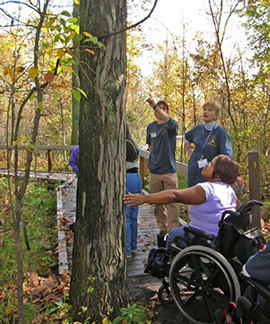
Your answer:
[146,95,179,239]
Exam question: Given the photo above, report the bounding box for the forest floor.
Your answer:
[127,274,189,324]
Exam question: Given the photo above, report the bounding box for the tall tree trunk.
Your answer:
[69,0,128,322]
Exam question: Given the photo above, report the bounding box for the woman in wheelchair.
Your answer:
[124,154,241,249]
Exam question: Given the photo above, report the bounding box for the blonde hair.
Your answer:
[202,100,221,119]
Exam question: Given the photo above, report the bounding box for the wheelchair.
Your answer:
[144,200,266,324]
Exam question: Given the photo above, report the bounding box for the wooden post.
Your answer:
[248,150,261,228]
[139,156,148,189]
[48,150,52,172]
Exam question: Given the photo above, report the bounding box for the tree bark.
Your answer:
[69,0,128,322]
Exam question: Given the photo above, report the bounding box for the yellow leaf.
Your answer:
[22,135,26,142]
[5,307,13,317]
[46,46,53,56]
[66,48,76,57]
[24,146,32,152]
[75,87,88,98]
[102,318,110,324]
[28,66,38,81]
[57,48,65,59]
[8,68,14,80]
[44,71,55,83]
[74,0,80,4]
[83,31,92,37]
[26,19,31,26]
[41,27,48,33]
[3,67,8,75]
[69,31,76,40]
[84,49,95,55]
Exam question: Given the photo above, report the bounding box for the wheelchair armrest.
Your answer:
[239,272,270,302]
[183,226,215,241]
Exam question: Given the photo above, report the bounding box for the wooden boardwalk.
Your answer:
[57,179,159,277]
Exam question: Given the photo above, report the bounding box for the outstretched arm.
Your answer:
[123,186,206,207]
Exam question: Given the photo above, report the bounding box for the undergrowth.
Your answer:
[0,177,59,320]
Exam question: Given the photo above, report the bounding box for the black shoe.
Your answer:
[157,233,167,248]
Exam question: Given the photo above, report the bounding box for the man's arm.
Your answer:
[146,94,169,123]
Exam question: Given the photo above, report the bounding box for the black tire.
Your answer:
[169,245,240,324]
[158,284,174,305]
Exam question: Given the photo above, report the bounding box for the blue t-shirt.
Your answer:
[185,125,233,187]
[244,241,270,285]
[146,117,178,174]
[189,181,237,236]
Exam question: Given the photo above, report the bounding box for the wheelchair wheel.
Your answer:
[169,246,240,324]
[158,283,174,305]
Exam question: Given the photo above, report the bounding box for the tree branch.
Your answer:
[97,0,159,39]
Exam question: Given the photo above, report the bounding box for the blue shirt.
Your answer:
[185,125,233,187]
[146,117,178,174]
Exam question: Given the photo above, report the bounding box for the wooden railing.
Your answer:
[0,145,77,172]
[139,148,188,188]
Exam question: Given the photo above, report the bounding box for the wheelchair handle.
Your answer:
[221,210,240,221]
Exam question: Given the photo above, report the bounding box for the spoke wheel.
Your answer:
[169,246,240,324]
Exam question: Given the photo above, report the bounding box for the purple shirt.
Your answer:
[189,181,237,236]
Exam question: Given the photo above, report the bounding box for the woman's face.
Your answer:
[201,157,218,181]
[202,104,218,123]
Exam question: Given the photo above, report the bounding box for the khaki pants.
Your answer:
[149,172,179,233]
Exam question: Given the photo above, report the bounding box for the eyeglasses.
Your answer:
[208,161,215,167]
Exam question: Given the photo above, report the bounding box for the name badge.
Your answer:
[150,132,157,138]
[198,158,207,168]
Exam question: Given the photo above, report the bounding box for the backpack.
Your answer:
[216,215,265,265]
[144,247,170,279]
[231,227,265,264]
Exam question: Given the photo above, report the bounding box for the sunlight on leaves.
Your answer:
[74,0,80,4]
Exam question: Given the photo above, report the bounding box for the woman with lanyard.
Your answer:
[185,100,235,188]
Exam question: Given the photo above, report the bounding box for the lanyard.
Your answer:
[201,126,215,158]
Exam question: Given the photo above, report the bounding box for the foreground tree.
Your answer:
[69,0,128,322]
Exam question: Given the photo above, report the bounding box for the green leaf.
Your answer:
[42,42,50,49]
[72,89,81,102]
[54,35,60,42]
[60,11,71,17]
[68,18,78,24]
[13,139,21,146]
[28,143,36,150]
[30,93,35,102]
[53,91,60,99]
[37,102,43,109]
